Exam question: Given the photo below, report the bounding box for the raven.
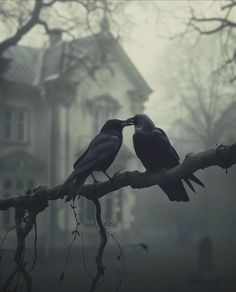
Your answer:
[63,119,133,201]
[126,114,204,202]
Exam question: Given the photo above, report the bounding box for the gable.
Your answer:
[3,46,40,86]
[39,32,152,99]
[2,32,152,101]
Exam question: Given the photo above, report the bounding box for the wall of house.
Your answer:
[54,60,141,243]
[0,84,51,183]
[0,47,148,248]
[0,83,51,246]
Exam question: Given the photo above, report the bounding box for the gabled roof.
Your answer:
[107,33,152,96]
[3,46,40,85]
[40,32,152,97]
[3,32,152,97]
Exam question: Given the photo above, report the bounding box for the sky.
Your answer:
[0,0,223,126]
[119,1,223,125]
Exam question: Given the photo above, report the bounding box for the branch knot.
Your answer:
[215,144,234,171]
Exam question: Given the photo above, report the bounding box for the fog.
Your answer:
[0,1,236,291]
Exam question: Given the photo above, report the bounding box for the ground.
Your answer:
[1,241,236,292]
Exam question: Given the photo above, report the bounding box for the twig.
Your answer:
[1,144,236,212]
[59,200,80,281]
[28,219,37,272]
[89,199,108,292]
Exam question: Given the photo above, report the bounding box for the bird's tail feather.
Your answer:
[183,178,196,193]
[160,180,189,202]
[64,174,88,202]
[188,174,205,188]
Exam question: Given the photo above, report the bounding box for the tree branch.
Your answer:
[1,144,236,292]
[0,0,44,55]
[89,199,107,292]
[0,144,236,212]
[188,3,236,36]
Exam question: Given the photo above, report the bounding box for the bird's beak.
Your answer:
[122,117,134,127]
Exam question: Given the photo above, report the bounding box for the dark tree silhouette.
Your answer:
[188,0,236,83]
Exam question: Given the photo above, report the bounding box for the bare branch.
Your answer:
[222,1,236,11]
[0,144,235,291]
[89,199,107,292]
[0,144,236,212]
[0,0,44,55]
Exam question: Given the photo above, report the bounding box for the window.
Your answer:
[1,177,35,229]
[2,107,28,143]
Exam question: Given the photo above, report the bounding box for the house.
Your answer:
[0,21,152,249]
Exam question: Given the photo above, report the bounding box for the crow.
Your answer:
[126,114,205,202]
[63,119,133,201]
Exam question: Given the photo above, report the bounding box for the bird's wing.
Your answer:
[73,134,110,169]
[66,134,121,184]
[152,128,180,162]
[132,133,147,161]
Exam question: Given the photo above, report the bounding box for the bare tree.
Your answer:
[187,0,236,83]
[0,0,129,75]
[161,37,236,150]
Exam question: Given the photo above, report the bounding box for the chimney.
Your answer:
[100,15,110,33]
[49,29,62,47]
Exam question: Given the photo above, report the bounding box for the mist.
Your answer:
[0,1,236,292]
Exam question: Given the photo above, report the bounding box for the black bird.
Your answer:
[63,119,133,201]
[127,114,204,202]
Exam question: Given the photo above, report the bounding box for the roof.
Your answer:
[108,33,152,96]
[40,32,152,97]
[3,46,40,85]
[40,34,98,82]
[3,32,152,96]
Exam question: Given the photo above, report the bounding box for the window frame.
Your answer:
[1,106,29,144]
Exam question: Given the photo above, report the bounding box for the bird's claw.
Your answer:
[103,171,112,181]
[93,179,101,184]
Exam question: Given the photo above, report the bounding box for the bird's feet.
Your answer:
[93,178,101,184]
[91,173,101,184]
[103,171,112,181]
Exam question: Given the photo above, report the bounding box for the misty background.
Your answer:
[0,1,236,292]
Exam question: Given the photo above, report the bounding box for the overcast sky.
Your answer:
[1,0,223,126]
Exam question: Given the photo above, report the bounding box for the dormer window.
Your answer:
[2,107,28,143]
